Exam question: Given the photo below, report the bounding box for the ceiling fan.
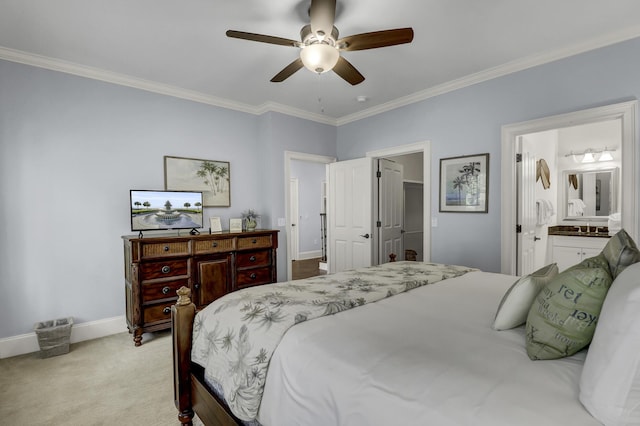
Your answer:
[226,0,414,85]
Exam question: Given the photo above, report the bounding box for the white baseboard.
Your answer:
[0,315,127,359]
[297,250,322,260]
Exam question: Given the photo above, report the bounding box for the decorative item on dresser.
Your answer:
[123,229,278,346]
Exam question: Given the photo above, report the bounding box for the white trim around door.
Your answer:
[501,101,638,275]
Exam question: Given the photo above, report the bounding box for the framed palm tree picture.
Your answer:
[164,156,230,207]
[439,153,489,213]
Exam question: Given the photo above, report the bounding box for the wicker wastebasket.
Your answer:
[33,317,73,358]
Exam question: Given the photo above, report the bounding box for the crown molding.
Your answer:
[0,46,333,123]
[336,27,640,126]
[2,26,640,127]
[255,102,338,125]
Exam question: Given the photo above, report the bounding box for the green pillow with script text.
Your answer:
[525,253,612,360]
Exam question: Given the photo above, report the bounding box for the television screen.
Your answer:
[130,190,203,232]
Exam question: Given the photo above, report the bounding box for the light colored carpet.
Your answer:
[0,330,198,425]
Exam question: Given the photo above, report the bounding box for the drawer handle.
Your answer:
[161,265,171,274]
[162,286,171,295]
[163,307,171,315]
[250,273,257,279]
[249,255,256,262]
[163,246,170,252]
[212,242,218,247]
[252,239,257,244]
[194,283,200,289]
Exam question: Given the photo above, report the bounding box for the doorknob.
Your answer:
[360,233,370,239]
[291,223,296,227]
[534,236,541,241]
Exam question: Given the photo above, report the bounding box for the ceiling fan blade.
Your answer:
[338,28,414,51]
[332,56,365,85]
[310,0,336,37]
[226,30,300,48]
[271,58,304,82]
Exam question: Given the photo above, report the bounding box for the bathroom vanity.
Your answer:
[548,226,610,272]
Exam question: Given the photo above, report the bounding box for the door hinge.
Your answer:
[516,224,522,233]
[376,221,382,228]
[376,170,382,178]
[516,153,522,162]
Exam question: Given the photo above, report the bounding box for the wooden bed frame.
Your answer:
[172,255,399,425]
[172,286,242,426]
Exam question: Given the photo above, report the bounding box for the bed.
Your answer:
[172,255,640,426]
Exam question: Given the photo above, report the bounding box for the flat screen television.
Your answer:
[130,190,203,233]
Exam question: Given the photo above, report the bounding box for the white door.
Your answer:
[377,159,404,264]
[327,158,374,273]
[289,178,299,261]
[517,136,537,275]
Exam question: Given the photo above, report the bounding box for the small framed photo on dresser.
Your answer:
[209,217,222,233]
[229,218,243,233]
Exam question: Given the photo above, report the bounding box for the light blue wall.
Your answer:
[0,60,335,338]
[1,36,639,339]
[337,37,640,272]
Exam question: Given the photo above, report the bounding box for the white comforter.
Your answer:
[257,270,601,426]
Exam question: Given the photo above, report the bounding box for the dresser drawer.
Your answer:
[237,235,272,250]
[194,238,235,254]
[139,259,188,280]
[236,267,273,288]
[143,302,175,324]
[236,250,270,268]
[140,241,190,259]
[142,278,188,303]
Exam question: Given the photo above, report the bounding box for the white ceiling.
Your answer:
[2,0,640,125]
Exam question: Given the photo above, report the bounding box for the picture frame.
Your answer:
[164,156,230,207]
[209,216,222,233]
[229,218,243,233]
[439,153,489,213]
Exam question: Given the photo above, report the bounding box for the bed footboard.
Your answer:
[172,286,243,426]
[172,286,196,425]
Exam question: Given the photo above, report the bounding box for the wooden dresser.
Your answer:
[123,229,279,346]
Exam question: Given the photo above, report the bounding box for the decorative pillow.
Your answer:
[580,262,640,425]
[601,229,640,279]
[492,263,558,331]
[525,253,612,360]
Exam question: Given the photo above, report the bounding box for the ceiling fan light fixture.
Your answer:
[300,43,339,74]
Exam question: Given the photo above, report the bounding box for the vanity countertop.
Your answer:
[548,225,611,238]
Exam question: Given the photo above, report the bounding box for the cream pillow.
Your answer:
[580,261,640,425]
[492,263,558,331]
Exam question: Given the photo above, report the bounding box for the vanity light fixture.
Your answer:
[565,147,617,163]
[599,147,614,161]
[582,150,595,163]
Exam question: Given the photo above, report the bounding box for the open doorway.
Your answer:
[501,101,637,275]
[284,151,336,281]
[367,142,430,266]
[324,143,431,273]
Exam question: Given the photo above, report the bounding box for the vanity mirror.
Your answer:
[561,167,618,221]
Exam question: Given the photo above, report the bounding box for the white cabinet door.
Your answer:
[551,236,609,272]
[553,246,585,272]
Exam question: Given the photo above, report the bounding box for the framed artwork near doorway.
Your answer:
[439,153,489,213]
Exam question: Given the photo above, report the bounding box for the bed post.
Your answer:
[172,286,196,425]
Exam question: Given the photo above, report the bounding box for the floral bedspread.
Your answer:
[191,261,476,421]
